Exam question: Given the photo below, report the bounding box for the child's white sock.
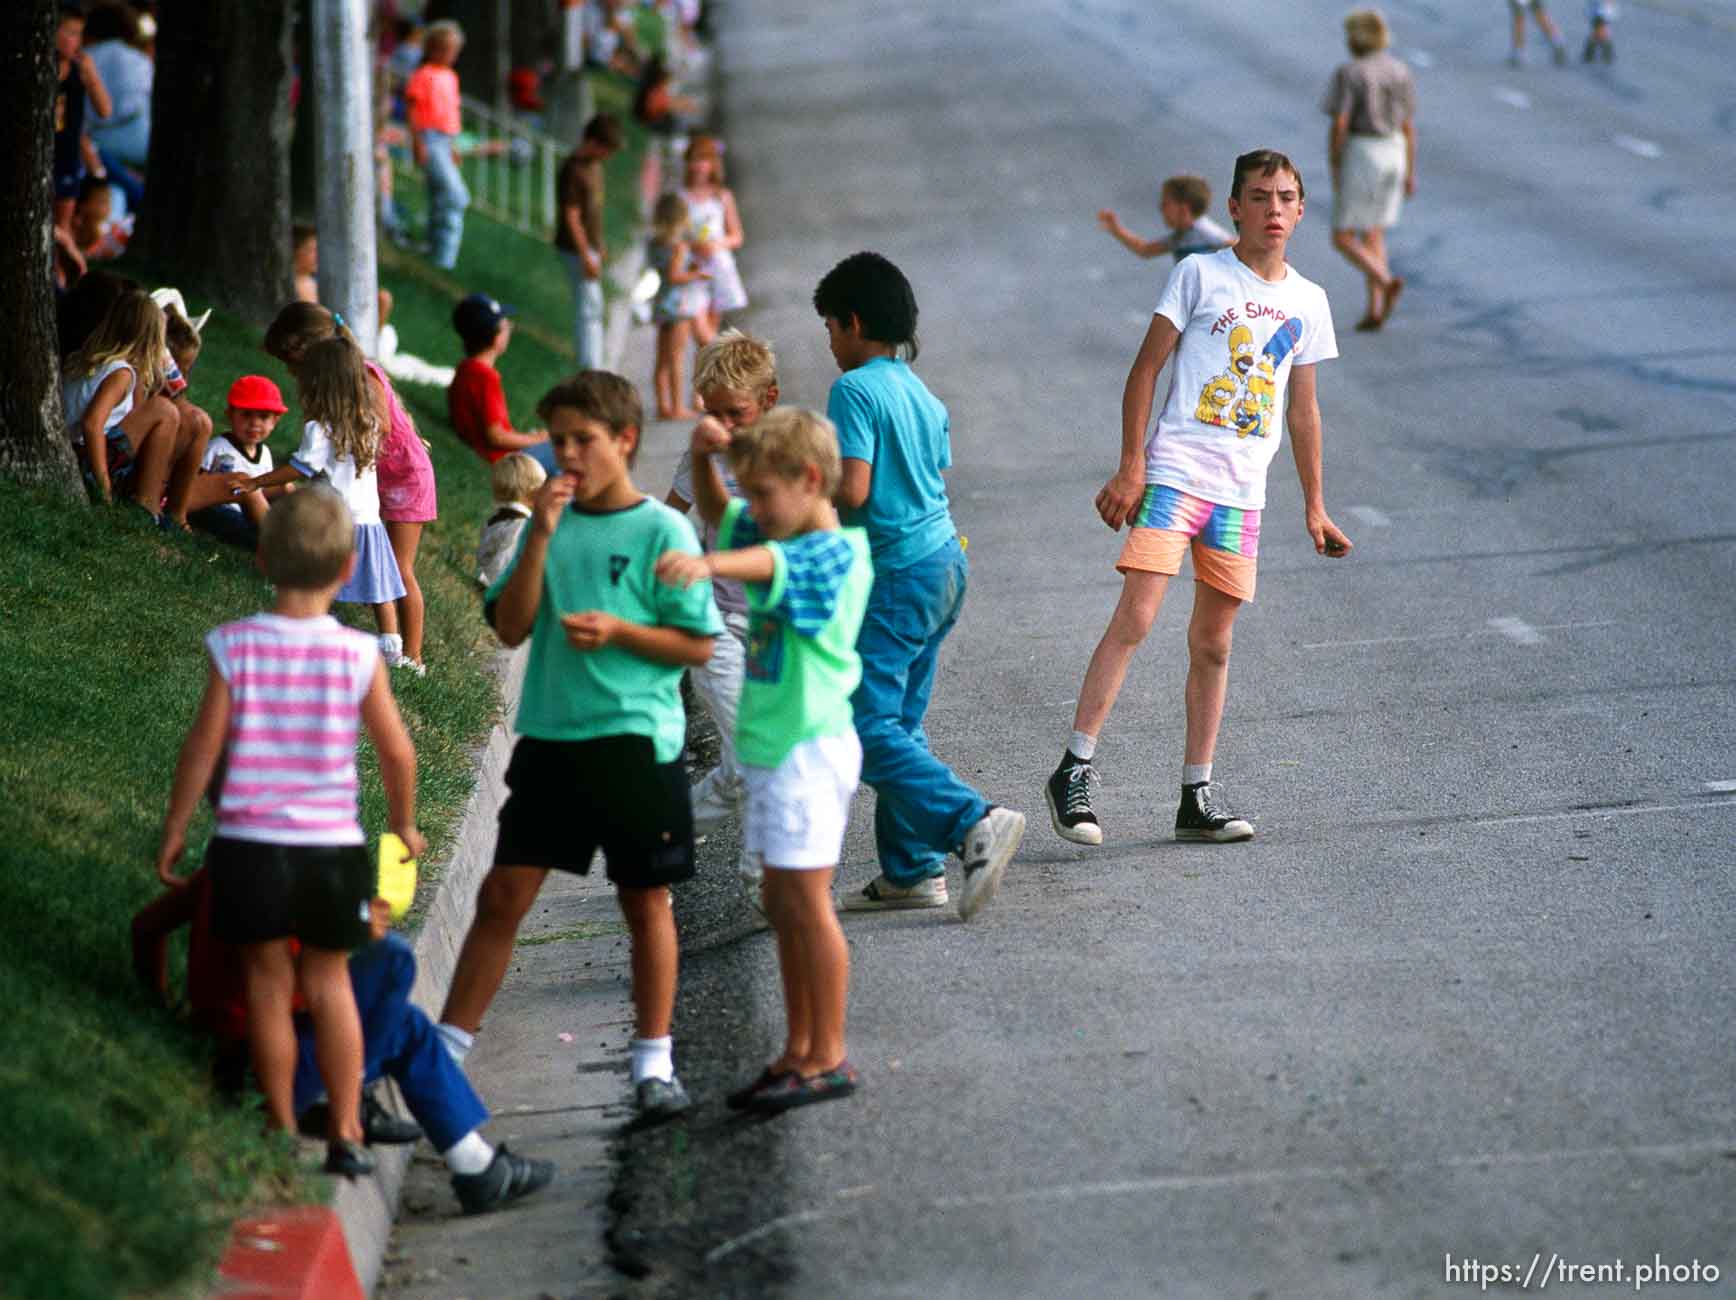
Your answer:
[443,1129,495,1176]
[1067,731,1098,762]
[1182,762,1212,787]
[629,1035,674,1085]
[379,632,405,664]
[436,1022,474,1065]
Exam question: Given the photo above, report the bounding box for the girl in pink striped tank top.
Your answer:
[156,487,424,1178]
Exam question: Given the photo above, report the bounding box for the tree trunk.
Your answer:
[135,0,296,325]
[0,0,83,496]
[311,0,378,355]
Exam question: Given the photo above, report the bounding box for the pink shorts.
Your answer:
[370,363,438,523]
[1115,484,1259,602]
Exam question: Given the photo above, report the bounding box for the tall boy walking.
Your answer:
[437,371,721,1120]
[1047,150,1353,847]
[814,252,1025,921]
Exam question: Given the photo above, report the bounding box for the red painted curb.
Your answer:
[210,1206,364,1300]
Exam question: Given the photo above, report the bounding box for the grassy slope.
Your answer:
[0,80,651,1300]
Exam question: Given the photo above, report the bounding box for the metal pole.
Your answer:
[311,0,379,357]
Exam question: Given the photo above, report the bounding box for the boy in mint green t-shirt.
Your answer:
[657,406,871,1115]
[438,371,721,1125]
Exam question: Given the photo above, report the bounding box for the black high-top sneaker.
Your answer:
[1175,781,1253,843]
[1045,752,1103,845]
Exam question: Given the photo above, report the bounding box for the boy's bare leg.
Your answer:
[298,946,365,1143]
[441,865,549,1031]
[773,868,848,1073]
[385,520,426,662]
[1182,582,1243,766]
[119,395,180,519]
[241,940,301,1131]
[165,400,213,523]
[764,880,812,1071]
[1071,570,1170,737]
[617,885,677,1039]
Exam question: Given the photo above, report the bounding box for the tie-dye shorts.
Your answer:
[1115,483,1259,602]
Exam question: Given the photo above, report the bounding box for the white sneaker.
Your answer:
[957,807,1025,921]
[394,658,427,677]
[841,874,949,911]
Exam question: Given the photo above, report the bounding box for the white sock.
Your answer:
[1068,731,1098,762]
[629,1035,674,1085]
[436,1022,474,1065]
[443,1129,494,1176]
[1182,763,1212,787]
[379,632,404,662]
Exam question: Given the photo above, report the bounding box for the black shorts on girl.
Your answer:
[206,836,375,950]
[494,735,695,888]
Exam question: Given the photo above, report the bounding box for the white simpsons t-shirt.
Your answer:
[290,421,382,525]
[1147,248,1338,511]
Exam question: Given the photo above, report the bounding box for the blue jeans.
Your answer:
[560,252,606,368]
[851,536,989,885]
[293,933,488,1153]
[420,130,469,270]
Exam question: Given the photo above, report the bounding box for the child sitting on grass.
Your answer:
[476,451,546,587]
[154,485,426,1178]
[247,336,410,666]
[437,370,721,1124]
[61,289,208,526]
[189,375,290,549]
[1098,174,1234,265]
[657,407,872,1113]
[447,293,555,472]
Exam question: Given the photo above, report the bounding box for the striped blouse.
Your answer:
[206,613,379,845]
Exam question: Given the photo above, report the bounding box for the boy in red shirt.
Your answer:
[446,293,555,472]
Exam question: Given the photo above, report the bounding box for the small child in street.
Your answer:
[476,451,546,587]
[814,252,1025,920]
[437,371,721,1123]
[1583,1,1616,61]
[647,192,710,420]
[657,407,872,1113]
[1046,150,1352,849]
[154,485,426,1178]
[189,375,290,549]
[1098,174,1234,264]
[664,329,781,840]
[680,135,749,340]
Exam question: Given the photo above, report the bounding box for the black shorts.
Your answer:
[206,836,374,951]
[494,735,695,889]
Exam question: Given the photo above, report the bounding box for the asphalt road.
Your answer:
[610,1,1736,1297]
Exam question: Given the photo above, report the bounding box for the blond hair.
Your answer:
[726,406,841,497]
[66,290,166,395]
[1345,9,1390,55]
[1160,175,1212,217]
[491,451,547,504]
[297,336,384,472]
[259,484,354,590]
[424,18,463,56]
[694,328,776,401]
[684,133,726,184]
[650,192,690,244]
[264,300,408,449]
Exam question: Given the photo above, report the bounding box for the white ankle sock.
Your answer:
[1068,731,1098,762]
[629,1035,674,1084]
[1182,763,1212,787]
[379,632,405,662]
[436,1022,474,1065]
[443,1130,495,1176]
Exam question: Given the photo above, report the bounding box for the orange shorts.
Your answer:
[1115,485,1259,602]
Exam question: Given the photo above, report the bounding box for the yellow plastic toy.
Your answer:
[377,833,418,920]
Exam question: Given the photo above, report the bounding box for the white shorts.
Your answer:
[1332,132,1407,232]
[742,732,862,870]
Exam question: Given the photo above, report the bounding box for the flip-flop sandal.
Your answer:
[726,1066,798,1111]
[748,1061,860,1114]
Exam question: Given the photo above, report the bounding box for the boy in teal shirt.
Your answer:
[657,407,871,1113]
[438,370,721,1123]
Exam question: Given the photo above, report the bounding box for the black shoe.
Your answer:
[1175,781,1253,843]
[362,1085,423,1145]
[1045,752,1103,845]
[324,1138,376,1179]
[452,1144,556,1215]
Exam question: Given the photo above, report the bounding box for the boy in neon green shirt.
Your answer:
[657,407,871,1113]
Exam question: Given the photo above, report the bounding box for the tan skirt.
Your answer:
[1332,132,1407,231]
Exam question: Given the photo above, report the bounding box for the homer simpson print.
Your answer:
[1195,310,1306,439]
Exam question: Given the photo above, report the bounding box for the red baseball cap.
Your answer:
[227,374,288,413]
